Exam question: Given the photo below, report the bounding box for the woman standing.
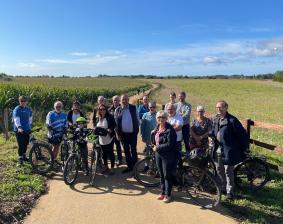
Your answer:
[151,110,177,203]
[189,105,212,150]
[95,104,116,174]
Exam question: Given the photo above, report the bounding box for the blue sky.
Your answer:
[0,0,283,76]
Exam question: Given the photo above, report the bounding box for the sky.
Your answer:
[0,0,283,76]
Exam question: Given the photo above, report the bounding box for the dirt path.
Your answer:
[24,83,238,224]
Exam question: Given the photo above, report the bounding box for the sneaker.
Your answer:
[22,156,29,162]
[121,167,133,174]
[163,196,172,203]
[116,160,123,167]
[157,194,165,200]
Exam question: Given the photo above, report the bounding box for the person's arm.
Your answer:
[181,103,192,124]
[172,115,183,131]
[46,112,53,130]
[29,109,33,128]
[140,114,147,142]
[13,108,23,132]
[232,118,249,151]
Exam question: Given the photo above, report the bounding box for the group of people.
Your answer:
[12,91,248,203]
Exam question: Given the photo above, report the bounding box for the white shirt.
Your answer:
[97,118,113,145]
[72,112,81,125]
[168,113,183,142]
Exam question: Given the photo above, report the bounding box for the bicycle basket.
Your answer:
[187,148,208,168]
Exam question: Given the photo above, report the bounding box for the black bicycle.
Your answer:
[59,131,71,168]
[89,127,109,186]
[28,128,54,174]
[63,128,93,185]
[209,137,270,192]
[134,146,221,208]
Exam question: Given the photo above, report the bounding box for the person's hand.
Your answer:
[18,128,24,133]
[152,145,157,151]
[116,133,121,141]
[107,129,112,134]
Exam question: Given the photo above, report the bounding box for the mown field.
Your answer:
[150,78,283,224]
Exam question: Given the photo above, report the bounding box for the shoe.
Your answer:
[163,196,172,203]
[85,169,90,176]
[157,194,165,200]
[227,193,234,200]
[116,160,123,167]
[121,168,133,174]
[18,158,24,166]
[22,156,29,162]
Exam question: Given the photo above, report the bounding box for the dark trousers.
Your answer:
[114,136,123,161]
[182,124,190,152]
[176,141,183,168]
[121,132,138,170]
[156,152,177,197]
[15,132,30,158]
[101,140,115,168]
[78,143,89,170]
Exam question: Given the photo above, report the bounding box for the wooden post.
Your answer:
[246,119,254,149]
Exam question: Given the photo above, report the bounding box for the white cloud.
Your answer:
[18,63,37,68]
[252,48,275,57]
[203,56,224,64]
[70,52,88,56]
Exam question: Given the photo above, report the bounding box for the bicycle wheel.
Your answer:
[29,143,54,174]
[60,142,70,167]
[234,157,269,192]
[89,149,98,186]
[134,157,160,187]
[63,154,79,185]
[206,156,217,177]
[183,166,221,208]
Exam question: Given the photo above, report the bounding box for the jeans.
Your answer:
[182,124,190,152]
[156,152,177,197]
[114,136,123,162]
[101,140,115,168]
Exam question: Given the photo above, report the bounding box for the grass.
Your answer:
[0,133,47,223]
[151,78,283,223]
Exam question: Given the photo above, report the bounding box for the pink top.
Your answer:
[155,127,166,146]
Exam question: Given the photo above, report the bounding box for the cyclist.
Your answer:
[46,101,68,166]
[74,116,90,175]
[12,96,32,165]
[67,101,86,129]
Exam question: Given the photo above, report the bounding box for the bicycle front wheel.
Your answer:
[183,166,221,208]
[60,142,70,167]
[29,143,54,174]
[89,149,98,186]
[134,157,160,187]
[234,157,269,192]
[63,155,79,185]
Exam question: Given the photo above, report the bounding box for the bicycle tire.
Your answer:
[89,149,98,186]
[29,143,54,174]
[60,142,70,167]
[183,166,221,208]
[63,154,79,185]
[234,157,269,192]
[134,157,160,187]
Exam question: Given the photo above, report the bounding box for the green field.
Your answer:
[150,78,283,224]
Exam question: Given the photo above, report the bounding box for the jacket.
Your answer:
[211,113,248,165]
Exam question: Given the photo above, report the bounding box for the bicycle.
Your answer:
[134,146,221,208]
[208,137,270,192]
[88,127,109,186]
[63,128,92,185]
[59,131,72,168]
[28,127,54,174]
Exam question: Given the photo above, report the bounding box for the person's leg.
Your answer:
[53,144,60,160]
[16,132,26,163]
[163,159,175,198]
[182,124,190,152]
[79,144,89,171]
[108,140,115,169]
[129,133,138,166]
[224,165,235,196]
[214,156,226,192]
[121,133,133,170]
[22,132,30,160]
[114,137,123,162]
[101,144,109,169]
[156,153,165,196]
[176,141,183,168]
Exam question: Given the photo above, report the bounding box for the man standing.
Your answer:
[211,100,248,199]
[137,95,150,119]
[167,103,183,166]
[108,95,123,166]
[13,96,32,165]
[114,94,139,173]
[176,92,191,152]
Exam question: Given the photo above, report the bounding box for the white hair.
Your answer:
[54,101,63,109]
[196,105,205,112]
[156,110,168,120]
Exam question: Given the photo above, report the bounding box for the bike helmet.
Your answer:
[76,116,86,124]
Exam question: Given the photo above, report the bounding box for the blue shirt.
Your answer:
[46,111,67,138]
[12,106,32,132]
[137,104,149,119]
[141,111,157,143]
